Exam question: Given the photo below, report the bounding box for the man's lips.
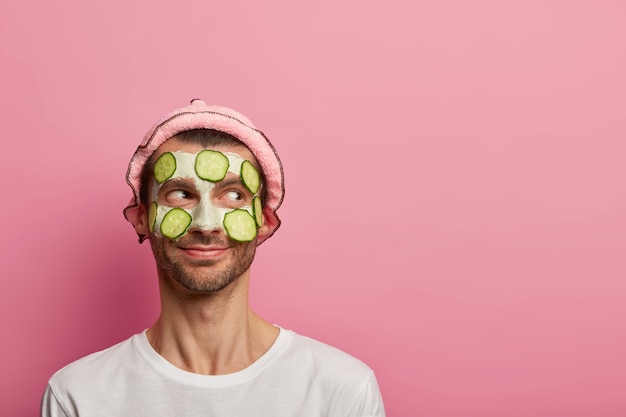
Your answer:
[178,245,230,259]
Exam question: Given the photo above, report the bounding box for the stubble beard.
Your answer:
[149,233,257,294]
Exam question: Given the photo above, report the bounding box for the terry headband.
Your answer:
[124,99,284,244]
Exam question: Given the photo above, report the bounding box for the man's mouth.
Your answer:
[178,245,230,259]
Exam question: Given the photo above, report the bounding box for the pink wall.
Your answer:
[1,1,625,416]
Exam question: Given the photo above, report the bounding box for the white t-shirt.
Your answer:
[42,328,385,417]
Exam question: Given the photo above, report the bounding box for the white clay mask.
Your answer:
[148,150,264,242]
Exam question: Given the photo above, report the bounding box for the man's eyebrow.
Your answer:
[214,177,245,189]
[160,177,195,189]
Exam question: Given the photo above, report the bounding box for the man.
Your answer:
[41,99,385,417]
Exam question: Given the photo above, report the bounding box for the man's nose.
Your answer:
[188,201,224,233]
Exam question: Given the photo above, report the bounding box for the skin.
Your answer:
[135,137,279,375]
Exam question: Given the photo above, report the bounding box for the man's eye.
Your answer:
[224,190,244,201]
[165,190,192,202]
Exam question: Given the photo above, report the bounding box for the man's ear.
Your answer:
[135,204,150,237]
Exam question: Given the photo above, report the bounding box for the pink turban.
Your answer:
[123,99,284,244]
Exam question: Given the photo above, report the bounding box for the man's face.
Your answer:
[139,138,267,294]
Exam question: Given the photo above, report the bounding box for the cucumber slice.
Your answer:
[223,209,257,242]
[160,208,192,239]
[195,150,229,182]
[154,152,176,183]
[148,202,158,232]
[253,196,263,227]
[240,160,260,194]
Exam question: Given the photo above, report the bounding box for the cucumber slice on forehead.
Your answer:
[253,196,263,227]
[224,209,257,242]
[195,150,230,182]
[154,152,176,183]
[160,208,192,239]
[148,202,158,232]
[240,160,260,194]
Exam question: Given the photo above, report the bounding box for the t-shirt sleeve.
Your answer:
[345,372,386,417]
[41,383,70,417]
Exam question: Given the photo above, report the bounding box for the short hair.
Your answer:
[138,129,268,207]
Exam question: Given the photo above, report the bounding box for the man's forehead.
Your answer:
[152,137,259,169]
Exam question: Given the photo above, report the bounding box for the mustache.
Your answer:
[175,234,232,247]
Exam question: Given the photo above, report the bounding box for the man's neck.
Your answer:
[146,271,279,375]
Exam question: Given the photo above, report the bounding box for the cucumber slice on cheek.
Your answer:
[154,152,176,183]
[253,196,263,227]
[160,208,192,239]
[224,209,257,242]
[195,150,229,182]
[148,202,158,232]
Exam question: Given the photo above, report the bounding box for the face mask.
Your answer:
[148,150,264,242]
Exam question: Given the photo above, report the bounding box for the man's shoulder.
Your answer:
[48,332,143,389]
[274,329,384,415]
[281,329,375,380]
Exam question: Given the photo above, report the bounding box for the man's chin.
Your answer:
[181,258,222,268]
[169,266,238,294]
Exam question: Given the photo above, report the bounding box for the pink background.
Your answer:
[1,1,625,416]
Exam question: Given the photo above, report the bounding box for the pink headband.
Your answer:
[123,99,284,244]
